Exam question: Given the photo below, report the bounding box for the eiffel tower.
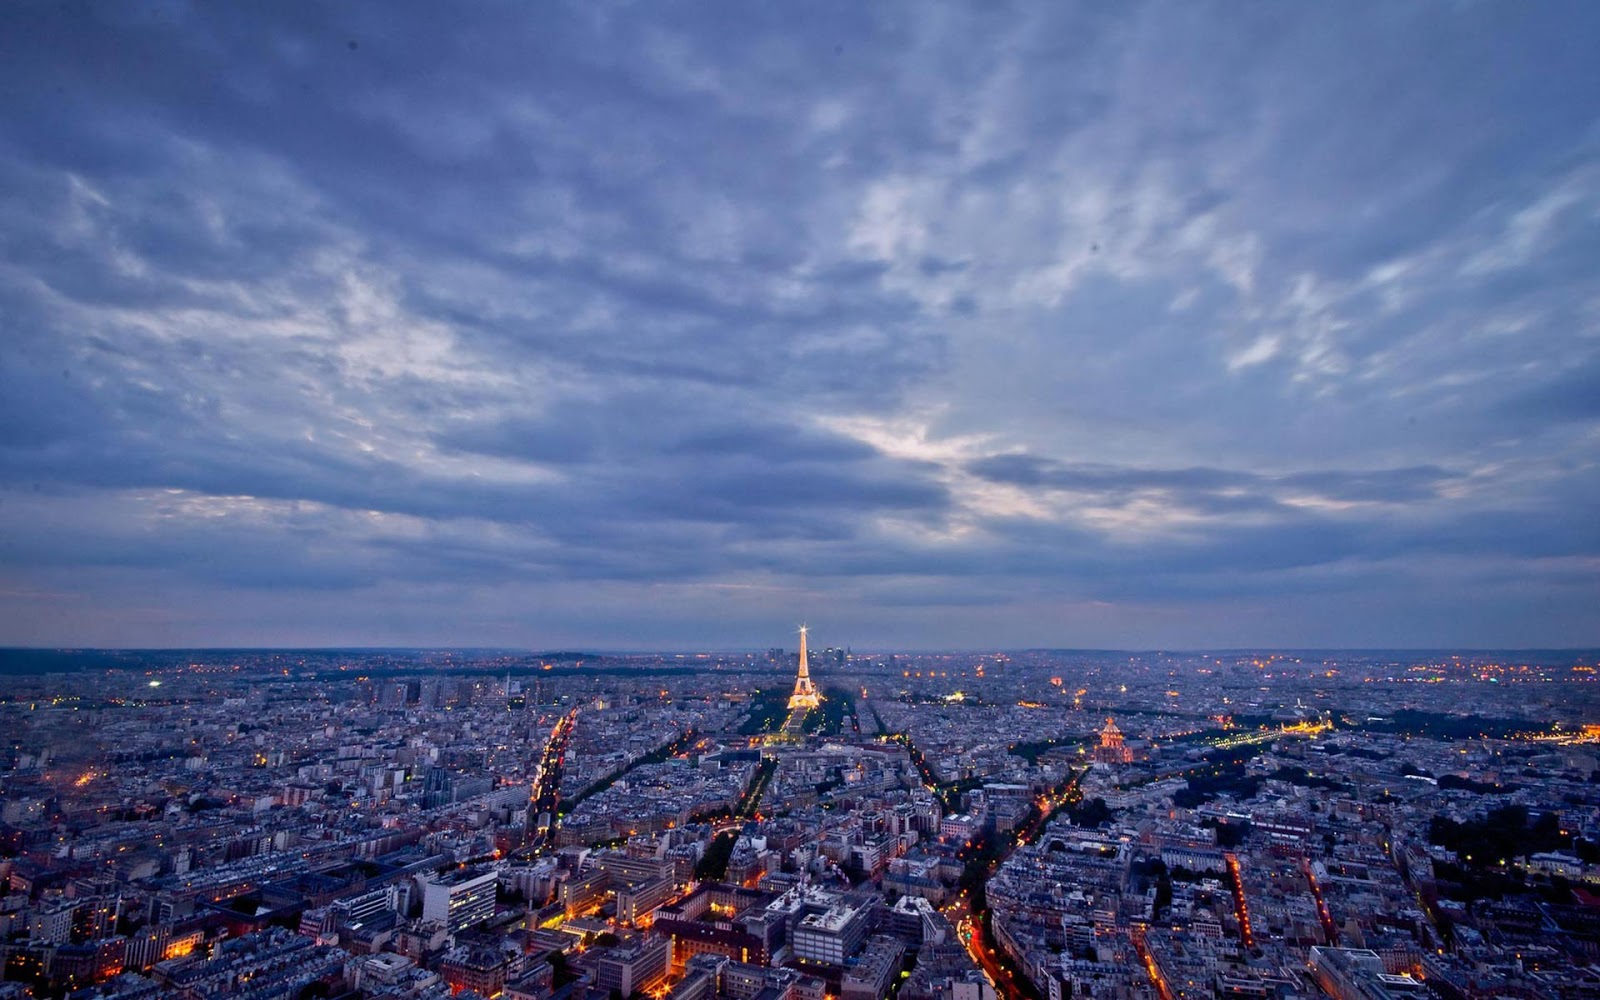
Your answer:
[787,625,821,710]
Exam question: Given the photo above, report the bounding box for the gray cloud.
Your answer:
[0,2,1596,647]
[966,454,1462,506]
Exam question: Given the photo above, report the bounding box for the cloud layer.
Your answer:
[1,2,1597,648]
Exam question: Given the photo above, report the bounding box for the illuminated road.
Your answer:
[708,757,778,835]
[1226,852,1254,947]
[1303,857,1336,942]
[939,770,1085,1000]
[899,723,1084,998]
[734,758,776,821]
[947,892,1029,1000]
[513,709,577,858]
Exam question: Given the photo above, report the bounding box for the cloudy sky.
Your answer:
[1,3,1597,649]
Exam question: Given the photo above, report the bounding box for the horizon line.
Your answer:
[4,644,1597,655]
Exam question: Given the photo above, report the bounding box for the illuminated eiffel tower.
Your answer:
[787,625,821,710]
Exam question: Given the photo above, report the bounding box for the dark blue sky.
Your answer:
[1,3,1597,649]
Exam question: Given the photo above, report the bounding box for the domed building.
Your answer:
[1092,717,1133,766]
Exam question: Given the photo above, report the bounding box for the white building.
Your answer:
[419,869,497,933]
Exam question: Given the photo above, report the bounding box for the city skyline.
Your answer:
[0,642,1593,999]
[2,4,1597,650]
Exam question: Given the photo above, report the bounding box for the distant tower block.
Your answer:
[1093,717,1133,765]
[788,625,821,710]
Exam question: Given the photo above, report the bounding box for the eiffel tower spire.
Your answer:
[788,624,821,709]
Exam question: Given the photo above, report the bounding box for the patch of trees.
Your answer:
[1437,774,1515,795]
[1429,804,1567,866]
[806,690,854,736]
[1430,859,1577,906]
[1131,857,1171,919]
[1008,737,1080,765]
[738,689,790,735]
[814,768,845,797]
[1065,797,1115,828]
[1324,744,1388,761]
[1201,817,1252,848]
[695,830,738,881]
[1357,710,1533,741]
[938,777,986,815]
[1267,765,1350,792]
[1173,764,1261,808]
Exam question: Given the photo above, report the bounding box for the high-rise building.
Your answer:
[788,626,821,710]
[419,868,497,933]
